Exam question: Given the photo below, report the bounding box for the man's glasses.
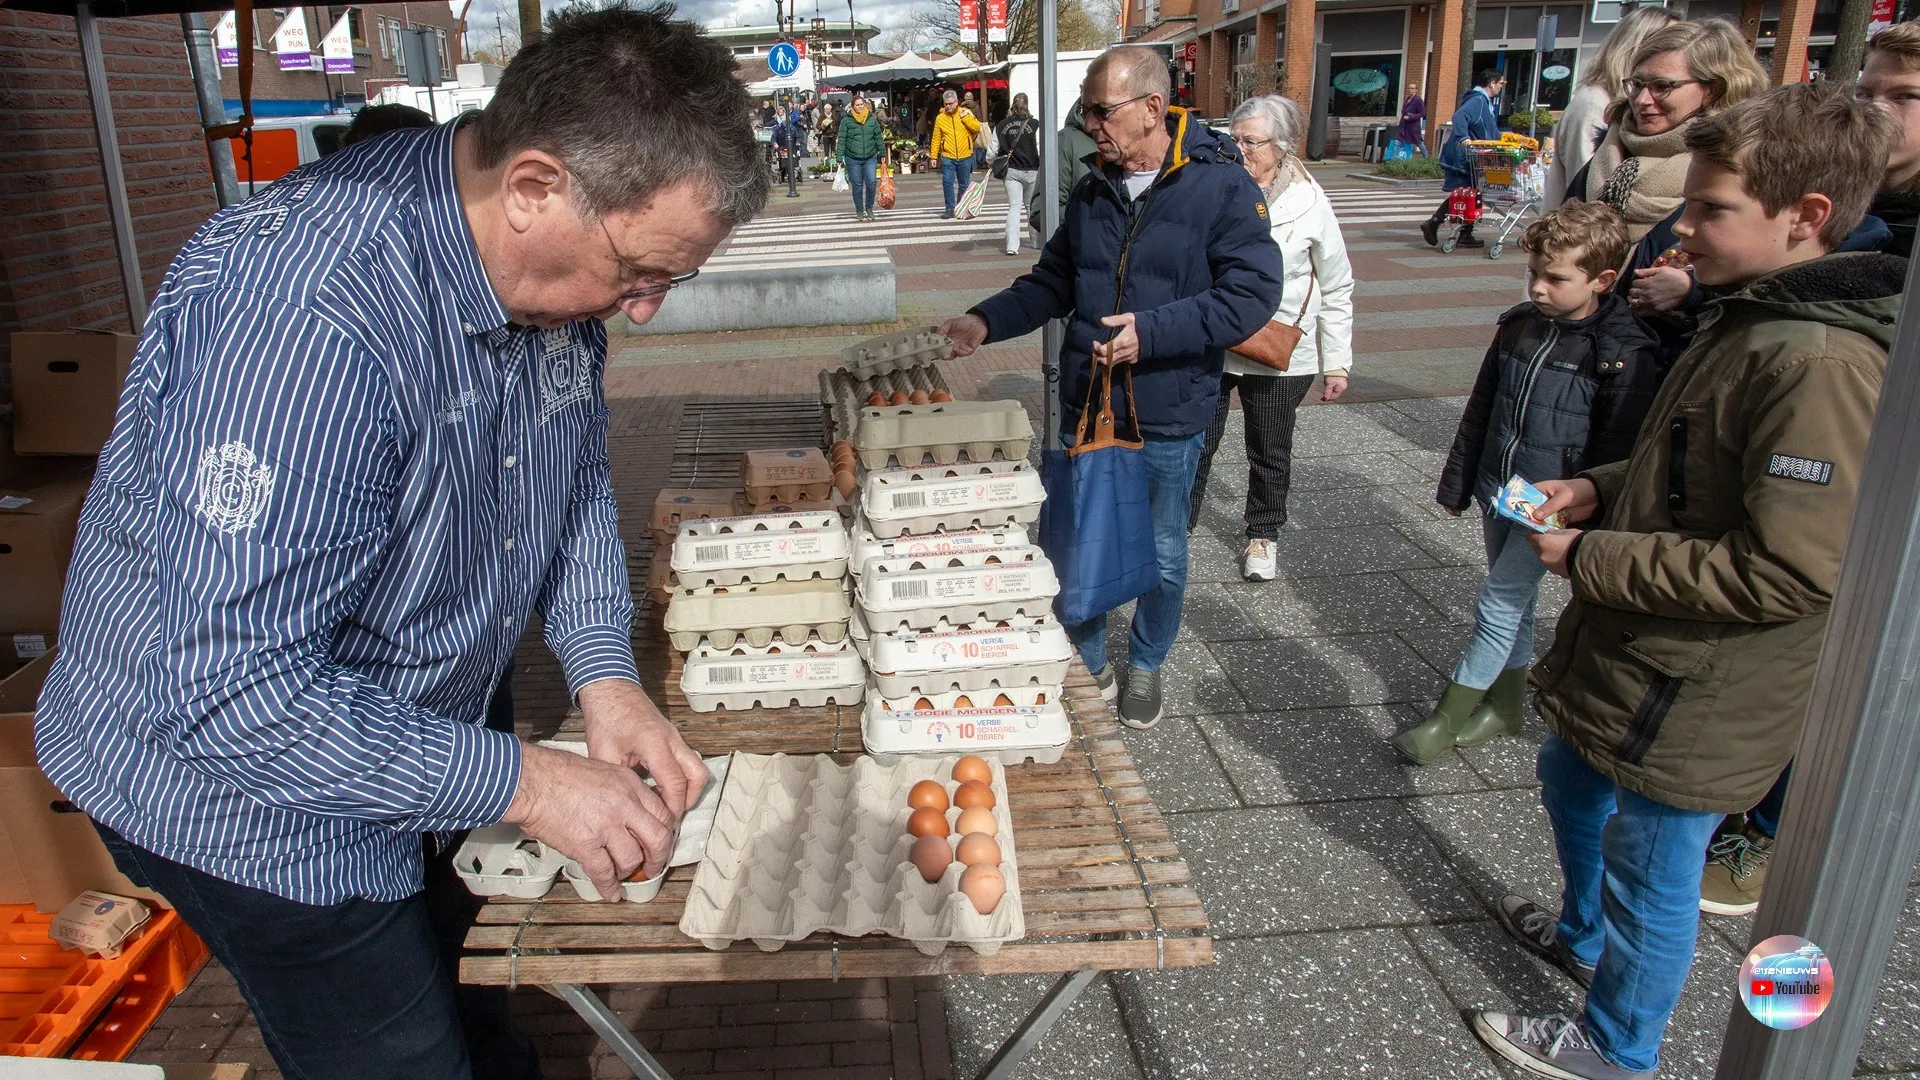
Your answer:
[1083,94,1148,122]
[1623,77,1703,99]
[600,217,700,300]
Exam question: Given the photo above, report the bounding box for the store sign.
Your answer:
[322,12,355,74]
[1871,0,1898,35]
[1543,64,1572,81]
[1183,40,1197,72]
[274,8,316,71]
[1332,68,1389,94]
[986,0,1008,43]
[214,10,238,67]
[959,0,980,41]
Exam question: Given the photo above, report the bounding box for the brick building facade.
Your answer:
[219,3,466,116]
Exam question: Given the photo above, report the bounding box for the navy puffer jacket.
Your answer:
[970,108,1284,438]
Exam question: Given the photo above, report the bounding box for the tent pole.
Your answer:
[1037,0,1061,447]
[76,1,147,332]
[182,12,242,209]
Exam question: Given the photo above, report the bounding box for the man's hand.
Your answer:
[940,314,989,357]
[503,742,677,900]
[579,678,707,819]
[1092,313,1140,366]
[1320,372,1349,402]
[1528,528,1583,578]
[1534,477,1601,525]
[1442,505,1462,517]
[1628,266,1693,316]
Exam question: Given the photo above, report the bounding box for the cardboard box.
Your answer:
[1,632,54,679]
[0,651,168,912]
[10,330,136,456]
[0,462,95,634]
[49,889,150,958]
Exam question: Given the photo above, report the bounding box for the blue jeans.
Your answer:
[1538,734,1723,1074]
[1452,512,1547,688]
[844,155,877,212]
[1065,429,1207,674]
[941,156,973,212]
[1749,765,1792,838]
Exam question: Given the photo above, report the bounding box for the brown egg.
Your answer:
[953,780,995,811]
[867,391,886,406]
[930,389,953,403]
[955,831,1001,867]
[908,807,950,839]
[909,389,931,405]
[955,807,996,837]
[910,834,952,882]
[952,755,992,785]
[914,697,936,713]
[992,693,1014,707]
[953,694,973,709]
[959,863,1006,914]
[888,390,910,406]
[907,778,950,813]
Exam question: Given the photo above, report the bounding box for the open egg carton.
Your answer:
[679,751,1024,955]
[851,524,1030,582]
[853,400,1034,471]
[840,326,955,377]
[867,620,1072,698]
[862,686,1071,766]
[856,546,1060,634]
[670,509,850,588]
[650,488,748,548]
[821,367,953,447]
[665,578,852,652]
[680,637,866,713]
[859,461,1045,539]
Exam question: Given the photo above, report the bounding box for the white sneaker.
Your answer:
[1241,538,1277,582]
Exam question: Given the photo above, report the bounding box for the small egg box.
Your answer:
[741,448,836,505]
[645,549,679,607]
[855,547,1060,633]
[838,326,955,377]
[862,687,1071,766]
[664,578,852,652]
[679,751,1024,956]
[859,461,1044,539]
[452,824,568,899]
[867,620,1072,698]
[851,524,1030,582]
[853,400,1035,471]
[650,488,749,548]
[680,637,867,713]
[670,510,850,588]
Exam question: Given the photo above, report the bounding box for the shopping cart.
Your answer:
[1439,133,1546,260]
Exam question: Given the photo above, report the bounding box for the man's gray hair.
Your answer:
[943,89,959,102]
[1086,45,1171,100]
[474,3,768,226]
[1229,94,1306,153]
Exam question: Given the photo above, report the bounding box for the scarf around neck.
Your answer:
[1585,117,1696,242]
[851,104,870,123]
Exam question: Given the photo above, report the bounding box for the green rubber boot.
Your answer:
[1454,666,1530,748]
[1394,682,1488,765]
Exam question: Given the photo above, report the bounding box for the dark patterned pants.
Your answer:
[1190,371,1317,540]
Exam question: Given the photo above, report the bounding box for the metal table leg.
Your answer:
[974,969,1101,1080]
[547,983,676,1080]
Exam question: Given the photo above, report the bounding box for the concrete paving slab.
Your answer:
[1185,534,1251,585]
[1289,411,1428,457]
[1392,482,1458,519]
[1383,395,1472,422]
[1173,582,1264,644]
[1397,564,1497,623]
[944,972,1146,1080]
[1283,486,1439,530]
[1395,517,1492,566]
[1158,640,1251,716]
[1226,573,1456,638]
[1197,705,1486,802]
[1245,524,1445,577]
[1408,788,1566,909]
[1119,716,1245,813]
[1393,447,1449,483]
[1286,451,1435,492]
[1212,633,1444,710]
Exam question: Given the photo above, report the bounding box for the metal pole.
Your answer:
[1306,42,1331,159]
[76,1,147,333]
[181,13,242,209]
[1713,263,1920,1079]
[1037,0,1062,446]
[974,969,1099,1079]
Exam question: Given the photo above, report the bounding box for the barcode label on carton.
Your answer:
[13,634,48,659]
[695,544,730,563]
[891,579,930,600]
[891,490,927,510]
[707,666,744,684]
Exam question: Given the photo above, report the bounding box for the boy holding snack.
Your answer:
[1469,82,1905,1079]
[1397,201,1660,765]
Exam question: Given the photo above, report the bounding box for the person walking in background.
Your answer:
[1395,201,1660,765]
[1188,95,1355,582]
[837,92,886,220]
[816,101,840,164]
[995,94,1042,255]
[772,110,804,196]
[1857,20,1920,258]
[1423,68,1505,249]
[1397,82,1426,153]
[1029,99,1098,228]
[1544,6,1680,210]
[932,89,982,218]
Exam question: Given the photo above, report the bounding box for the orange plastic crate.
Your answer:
[0,903,208,1058]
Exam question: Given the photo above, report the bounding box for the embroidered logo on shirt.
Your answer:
[1767,453,1833,486]
[535,328,591,421]
[439,388,478,426]
[1255,200,1268,220]
[196,441,275,533]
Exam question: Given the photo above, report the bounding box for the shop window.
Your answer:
[1506,5,1543,36]
[1476,6,1508,37]
[1329,53,1401,116]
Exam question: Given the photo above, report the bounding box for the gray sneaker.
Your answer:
[1471,1013,1648,1079]
[1117,667,1162,729]
[1092,664,1118,703]
[1495,894,1596,988]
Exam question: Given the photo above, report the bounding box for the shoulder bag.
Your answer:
[1230,271,1315,372]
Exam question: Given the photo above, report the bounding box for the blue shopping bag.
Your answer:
[1386,139,1414,160]
[1038,361,1158,627]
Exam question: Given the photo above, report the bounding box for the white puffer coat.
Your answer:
[1225,164,1356,379]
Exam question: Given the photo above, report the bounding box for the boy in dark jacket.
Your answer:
[1469,83,1897,1080]
[1397,202,1660,765]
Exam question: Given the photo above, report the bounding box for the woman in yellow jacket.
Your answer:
[931,89,982,218]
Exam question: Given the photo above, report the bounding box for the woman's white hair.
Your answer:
[1228,94,1306,154]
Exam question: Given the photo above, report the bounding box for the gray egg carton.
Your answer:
[669,510,850,589]
[862,686,1072,767]
[855,546,1060,634]
[858,461,1044,539]
[839,326,955,376]
[664,578,852,652]
[853,400,1034,471]
[866,619,1073,698]
[680,638,866,713]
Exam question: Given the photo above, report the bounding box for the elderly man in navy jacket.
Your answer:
[940,45,1282,729]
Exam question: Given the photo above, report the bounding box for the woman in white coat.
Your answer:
[1189,94,1355,583]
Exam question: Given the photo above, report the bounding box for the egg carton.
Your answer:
[867,620,1073,698]
[853,401,1034,471]
[860,461,1045,539]
[750,488,856,519]
[821,368,957,447]
[856,546,1060,632]
[741,448,836,505]
[680,751,1024,955]
[451,825,568,898]
[839,326,955,377]
[848,605,1056,661]
[680,638,867,712]
[851,524,1030,582]
[670,510,850,587]
[665,578,852,652]
[862,687,1071,767]
[650,488,747,548]
[645,549,679,607]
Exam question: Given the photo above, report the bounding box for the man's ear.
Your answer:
[1788,192,1835,245]
[500,149,570,235]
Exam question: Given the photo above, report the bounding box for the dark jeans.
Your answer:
[941,156,973,212]
[1748,764,1793,839]
[844,154,877,212]
[1190,372,1317,539]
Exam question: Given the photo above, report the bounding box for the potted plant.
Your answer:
[1505,108,1556,138]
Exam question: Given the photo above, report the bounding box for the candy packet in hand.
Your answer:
[1494,475,1568,533]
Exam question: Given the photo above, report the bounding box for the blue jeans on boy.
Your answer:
[844,155,877,213]
[1065,430,1207,675]
[1537,734,1723,1074]
[1452,511,1546,689]
[941,156,972,212]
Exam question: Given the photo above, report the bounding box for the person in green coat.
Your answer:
[836,92,887,220]
[1026,100,1097,235]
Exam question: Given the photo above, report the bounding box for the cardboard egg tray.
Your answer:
[851,524,1030,582]
[839,326,955,377]
[855,546,1060,633]
[680,638,867,713]
[859,461,1045,539]
[646,549,679,607]
[742,448,836,505]
[866,620,1072,698]
[820,368,953,447]
[853,401,1035,471]
[862,687,1071,766]
[680,751,1024,956]
[670,510,850,588]
[750,489,856,520]
[650,488,748,549]
[664,578,852,652]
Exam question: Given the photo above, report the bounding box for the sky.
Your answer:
[454,0,933,58]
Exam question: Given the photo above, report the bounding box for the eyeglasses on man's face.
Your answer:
[599,217,699,301]
[1083,94,1149,123]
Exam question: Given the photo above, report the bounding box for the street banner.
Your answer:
[215,11,239,67]
[322,12,355,74]
[986,0,1007,43]
[1182,40,1196,72]
[1871,0,1897,36]
[274,8,315,71]
[959,0,980,41]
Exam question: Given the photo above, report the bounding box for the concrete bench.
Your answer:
[613,251,895,336]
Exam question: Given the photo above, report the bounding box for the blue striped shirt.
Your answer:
[34,122,639,904]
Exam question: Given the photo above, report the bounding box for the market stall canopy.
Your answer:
[826,49,976,89]
[6,0,238,14]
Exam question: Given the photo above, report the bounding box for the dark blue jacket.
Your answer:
[1439,88,1501,192]
[971,107,1284,438]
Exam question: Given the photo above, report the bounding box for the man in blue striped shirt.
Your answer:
[33,9,768,1078]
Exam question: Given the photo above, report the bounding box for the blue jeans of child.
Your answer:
[1065,429,1207,675]
[1452,512,1546,689]
[844,155,877,213]
[1538,734,1724,1074]
[941,156,973,212]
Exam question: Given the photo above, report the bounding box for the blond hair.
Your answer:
[1580,6,1682,93]
[1523,201,1632,280]
[1868,20,1920,69]
[1685,81,1890,248]
[1607,19,1768,126]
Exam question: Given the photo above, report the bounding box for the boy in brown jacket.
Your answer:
[1468,83,1906,1079]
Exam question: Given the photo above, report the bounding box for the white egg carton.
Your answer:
[853,401,1035,471]
[848,605,1056,663]
[859,462,1045,538]
[650,488,746,548]
[680,751,1024,956]
[680,637,867,712]
[862,687,1071,766]
[451,825,568,899]
[851,524,1030,582]
[664,578,852,652]
[856,546,1059,632]
[839,326,954,376]
[670,510,850,587]
[867,620,1073,697]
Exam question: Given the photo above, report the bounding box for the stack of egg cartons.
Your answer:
[646,488,744,607]
[820,328,957,448]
